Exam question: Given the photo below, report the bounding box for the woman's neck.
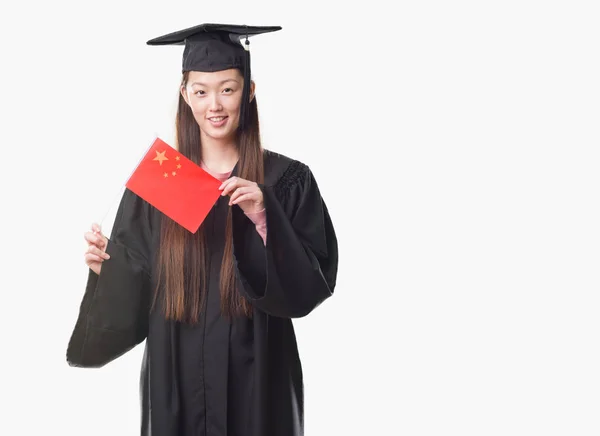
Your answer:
[199,133,239,173]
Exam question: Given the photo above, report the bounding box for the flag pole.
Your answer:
[95,134,159,234]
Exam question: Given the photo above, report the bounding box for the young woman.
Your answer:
[67,23,338,436]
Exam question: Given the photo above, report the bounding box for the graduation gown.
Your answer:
[66,149,338,436]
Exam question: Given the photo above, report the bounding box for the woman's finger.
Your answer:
[84,231,107,248]
[232,190,263,206]
[84,231,98,246]
[219,176,236,191]
[228,186,252,203]
[220,178,240,196]
[231,187,261,205]
[231,193,257,205]
[220,177,254,196]
[84,253,105,264]
[87,245,110,259]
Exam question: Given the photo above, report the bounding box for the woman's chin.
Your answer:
[201,124,236,140]
[209,129,234,140]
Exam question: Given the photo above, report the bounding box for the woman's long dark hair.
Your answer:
[152,70,264,324]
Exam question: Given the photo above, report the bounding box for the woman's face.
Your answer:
[181,68,254,141]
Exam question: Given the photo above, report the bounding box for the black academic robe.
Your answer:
[66,150,338,436]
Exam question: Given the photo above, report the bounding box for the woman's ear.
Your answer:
[181,85,190,106]
[249,80,256,102]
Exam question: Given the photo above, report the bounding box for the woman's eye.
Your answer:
[194,90,205,96]
[223,88,233,93]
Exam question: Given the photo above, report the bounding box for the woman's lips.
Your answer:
[208,116,228,127]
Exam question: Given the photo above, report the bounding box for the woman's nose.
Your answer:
[209,95,223,111]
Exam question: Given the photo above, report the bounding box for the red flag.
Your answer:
[125,137,222,233]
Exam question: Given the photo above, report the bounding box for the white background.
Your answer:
[0,0,599,435]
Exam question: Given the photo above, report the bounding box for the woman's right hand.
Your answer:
[84,223,110,275]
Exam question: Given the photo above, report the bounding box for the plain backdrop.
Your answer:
[1,0,599,435]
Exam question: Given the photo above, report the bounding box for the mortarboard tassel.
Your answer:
[240,31,251,131]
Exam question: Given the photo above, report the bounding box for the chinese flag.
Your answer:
[125,137,222,233]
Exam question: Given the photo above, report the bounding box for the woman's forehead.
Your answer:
[188,69,242,85]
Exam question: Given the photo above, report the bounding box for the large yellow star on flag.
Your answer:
[153,150,169,166]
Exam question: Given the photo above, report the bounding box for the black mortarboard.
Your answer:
[147,23,282,131]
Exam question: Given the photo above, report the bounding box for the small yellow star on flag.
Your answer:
[177,164,182,169]
[175,156,180,161]
[163,172,168,178]
[153,150,169,166]
[172,171,177,176]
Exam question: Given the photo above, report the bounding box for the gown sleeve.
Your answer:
[66,188,154,368]
[231,161,338,318]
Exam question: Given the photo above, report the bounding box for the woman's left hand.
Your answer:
[219,177,265,214]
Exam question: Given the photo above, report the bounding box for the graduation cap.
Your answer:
[147,23,282,131]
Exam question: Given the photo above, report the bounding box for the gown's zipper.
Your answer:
[201,201,218,435]
[201,294,208,436]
